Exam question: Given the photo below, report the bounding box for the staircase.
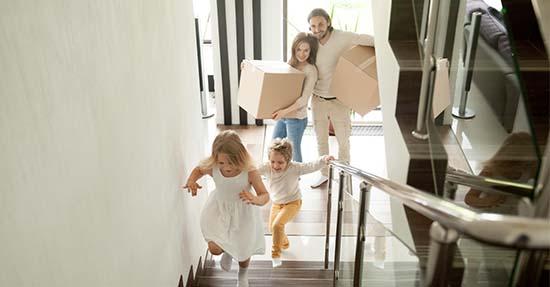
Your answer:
[196,259,421,286]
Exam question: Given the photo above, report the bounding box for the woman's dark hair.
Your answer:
[288,32,319,67]
[307,8,334,32]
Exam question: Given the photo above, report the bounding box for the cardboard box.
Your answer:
[330,46,379,116]
[238,60,305,119]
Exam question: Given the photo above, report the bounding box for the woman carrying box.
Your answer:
[270,32,319,162]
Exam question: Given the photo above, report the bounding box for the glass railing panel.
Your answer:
[357,219,422,287]
[332,179,422,286]
[445,0,544,206]
[457,238,519,287]
[362,185,523,286]
[336,191,361,285]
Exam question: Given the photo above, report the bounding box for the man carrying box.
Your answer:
[308,8,375,188]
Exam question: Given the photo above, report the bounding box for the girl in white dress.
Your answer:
[185,130,270,287]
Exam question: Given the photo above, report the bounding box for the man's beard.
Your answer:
[317,29,330,41]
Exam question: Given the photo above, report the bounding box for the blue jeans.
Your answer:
[272,118,308,162]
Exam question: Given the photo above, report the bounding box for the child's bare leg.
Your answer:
[208,241,223,255]
[238,258,250,268]
[208,241,233,272]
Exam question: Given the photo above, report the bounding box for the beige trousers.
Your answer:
[311,95,351,176]
[269,199,302,258]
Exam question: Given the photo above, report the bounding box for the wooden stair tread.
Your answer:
[198,260,421,286]
[197,277,334,287]
[205,259,420,270]
[197,277,420,287]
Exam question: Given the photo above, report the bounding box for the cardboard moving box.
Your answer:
[238,60,305,119]
[330,46,379,116]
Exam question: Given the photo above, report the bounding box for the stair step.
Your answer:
[202,268,419,280]
[205,259,420,271]
[201,260,421,282]
[205,260,330,269]
[197,277,334,287]
[197,277,420,287]
[203,268,333,280]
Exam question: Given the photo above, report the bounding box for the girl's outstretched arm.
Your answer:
[296,155,335,176]
[183,166,212,196]
[240,170,270,206]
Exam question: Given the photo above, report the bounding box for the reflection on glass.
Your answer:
[449,0,540,205]
[372,236,386,268]
[465,132,538,208]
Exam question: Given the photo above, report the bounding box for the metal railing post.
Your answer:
[353,182,372,287]
[324,165,334,269]
[452,12,481,119]
[194,18,214,119]
[413,0,441,139]
[511,250,547,286]
[333,170,346,281]
[426,221,459,286]
[444,180,457,200]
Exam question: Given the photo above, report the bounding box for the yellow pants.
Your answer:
[269,199,302,258]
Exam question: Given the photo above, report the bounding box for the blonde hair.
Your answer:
[268,138,293,163]
[200,130,255,171]
[288,32,319,68]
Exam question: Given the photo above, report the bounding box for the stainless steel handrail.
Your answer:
[328,160,550,249]
[446,167,534,198]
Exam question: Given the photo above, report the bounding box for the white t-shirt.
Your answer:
[258,157,326,204]
[313,29,375,99]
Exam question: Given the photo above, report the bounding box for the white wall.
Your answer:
[371,0,410,190]
[261,0,284,61]
[371,0,416,250]
[0,1,209,286]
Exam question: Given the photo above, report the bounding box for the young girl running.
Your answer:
[258,138,333,267]
[184,130,270,287]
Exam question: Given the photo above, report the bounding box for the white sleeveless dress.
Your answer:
[200,167,265,261]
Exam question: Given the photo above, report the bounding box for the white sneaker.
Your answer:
[220,252,232,272]
[310,175,328,188]
[237,278,249,287]
[272,257,282,268]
